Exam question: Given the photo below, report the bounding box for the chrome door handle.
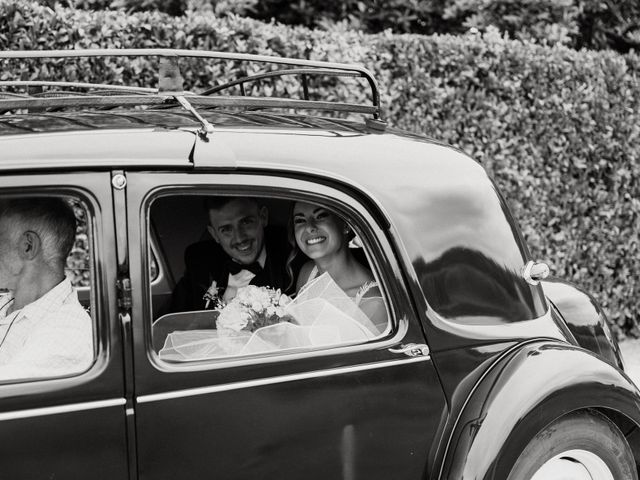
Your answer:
[389,343,430,358]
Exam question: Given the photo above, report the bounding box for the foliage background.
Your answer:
[2,1,640,337]
[66,198,91,287]
[59,0,640,52]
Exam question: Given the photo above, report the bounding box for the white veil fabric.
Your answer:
[158,273,383,362]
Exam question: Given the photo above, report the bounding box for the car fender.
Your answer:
[542,277,623,369]
[438,340,640,480]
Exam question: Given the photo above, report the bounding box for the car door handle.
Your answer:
[389,343,430,358]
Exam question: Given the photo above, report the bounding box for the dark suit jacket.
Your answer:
[168,226,292,313]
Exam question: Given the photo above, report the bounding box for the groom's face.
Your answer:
[207,199,268,265]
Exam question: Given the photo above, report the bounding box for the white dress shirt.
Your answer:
[0,277,94,381]
[222,247,267,303]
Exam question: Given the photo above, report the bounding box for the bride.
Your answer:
[289,201,387,332]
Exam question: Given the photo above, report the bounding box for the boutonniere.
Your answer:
[203,280,219,309]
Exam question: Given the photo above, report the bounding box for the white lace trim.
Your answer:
[354,281,377,306]
[304,265,377,306]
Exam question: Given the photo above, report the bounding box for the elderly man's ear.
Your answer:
[19,231,42,261]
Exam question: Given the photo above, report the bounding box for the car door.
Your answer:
[126,171,448,480]
[0,172,129,479]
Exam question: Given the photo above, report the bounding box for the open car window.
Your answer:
[148,194,392,363]
[0,194,97,383]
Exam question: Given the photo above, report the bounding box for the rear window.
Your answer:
[148,193,392,362]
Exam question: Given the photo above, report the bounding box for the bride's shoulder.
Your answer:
[354,266,378,294]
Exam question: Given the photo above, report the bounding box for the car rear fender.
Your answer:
[438,340,640,480]
[542,277,623,369]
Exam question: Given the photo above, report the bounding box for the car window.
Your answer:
[0,194,96,382]
[149,194,391,362]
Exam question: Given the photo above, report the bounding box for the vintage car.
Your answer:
[0,49,638,480]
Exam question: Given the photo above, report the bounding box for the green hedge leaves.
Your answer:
[2,1,640,336]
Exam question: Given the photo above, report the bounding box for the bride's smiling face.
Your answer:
[293,202,346,260]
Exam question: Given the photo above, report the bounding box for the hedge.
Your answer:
[67,0,640,53]
[2,1,640,337]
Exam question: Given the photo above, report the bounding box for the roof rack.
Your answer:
[0,49,384,137]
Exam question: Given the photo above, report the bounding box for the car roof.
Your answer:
[0,108,489,205]
[0,106,472,166]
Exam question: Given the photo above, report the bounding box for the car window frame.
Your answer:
[0,186,106,388]
[134,175,414,373]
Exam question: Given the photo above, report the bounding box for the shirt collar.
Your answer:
[257,246,267,268]
[19,277,74,322]
[0,295,15,325]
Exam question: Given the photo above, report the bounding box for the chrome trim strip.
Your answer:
[138,356,429,404]
[0,398,125,422]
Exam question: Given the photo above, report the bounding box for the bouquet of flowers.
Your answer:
[215,285,293,334]
[159,274,380,361]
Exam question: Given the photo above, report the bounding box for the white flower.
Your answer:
[216,303,249,332]
[279,293,292,306]
[205,280,218,297]
[235,288,248,303]
[215,284,291,333]
[256,289,270,305]
[251,301,263,312]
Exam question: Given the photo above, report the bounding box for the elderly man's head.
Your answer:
[0,198,76,290]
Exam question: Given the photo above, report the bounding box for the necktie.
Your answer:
[226,259,263,276]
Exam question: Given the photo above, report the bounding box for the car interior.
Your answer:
[147,193,389,358]
[149,195,294,319]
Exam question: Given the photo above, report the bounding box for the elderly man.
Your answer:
[169,196,292,312]
[0,198,93,380]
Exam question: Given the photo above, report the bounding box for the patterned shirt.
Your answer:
[0,277,93,381]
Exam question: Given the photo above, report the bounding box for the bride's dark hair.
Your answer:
[285,201,358,293]
[285,203,301,292]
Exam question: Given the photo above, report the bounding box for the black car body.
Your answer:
[0,49,638,480]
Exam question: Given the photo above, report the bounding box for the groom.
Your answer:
[169,197,291,312]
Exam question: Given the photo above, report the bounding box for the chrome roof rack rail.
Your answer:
[0,49,384,124]
[200,67,362,96]
[0,81,157,95]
